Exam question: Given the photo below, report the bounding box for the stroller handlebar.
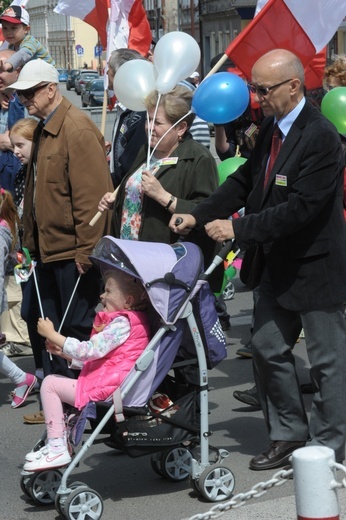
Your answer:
[204,240,235,276]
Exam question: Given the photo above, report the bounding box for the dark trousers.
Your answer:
[21,259,102,379]
[252,267,346,462]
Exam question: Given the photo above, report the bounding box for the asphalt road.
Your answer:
[1,84,345,520]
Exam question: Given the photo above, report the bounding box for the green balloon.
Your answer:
[217,156,247,185]
[321,87,346,135]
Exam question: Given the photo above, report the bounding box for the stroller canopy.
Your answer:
[90,236,204,324]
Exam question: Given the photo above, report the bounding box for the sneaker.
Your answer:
[25,444,49,462]
[236,341,252,358]
[23,446,71,472]
[0,342,32,357]
[11,374,37,409]
[23,410,45,424]
[233,385,260,408]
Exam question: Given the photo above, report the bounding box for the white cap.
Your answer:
[9,60,59,90]
[189,71,200,79]
[0,6,30,26]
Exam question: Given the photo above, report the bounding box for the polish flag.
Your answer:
[254,0,329,92]
[107,0,152,58]
[225,0,346,80]
[54,0,110,48]
[54,0,151,56]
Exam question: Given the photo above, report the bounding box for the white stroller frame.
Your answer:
[20,238,236,519]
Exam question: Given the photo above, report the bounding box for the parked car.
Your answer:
[74,70,99,95]
[57,68,68,82]
[81,78,105,107]
[66,69,80,90]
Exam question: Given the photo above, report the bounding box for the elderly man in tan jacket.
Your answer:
[9,60,113,395]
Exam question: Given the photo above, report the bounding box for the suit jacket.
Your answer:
[192,101,346,310]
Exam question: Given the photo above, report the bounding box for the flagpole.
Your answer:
[203,53,228,80]
[101,89,107,137]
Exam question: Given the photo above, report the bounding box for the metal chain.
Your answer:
[330,461,346,490]
[188,462,346,520]
[187,467,293,520]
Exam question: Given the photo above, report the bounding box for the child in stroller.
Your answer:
[21,237,235,517]
[23,269,150,472]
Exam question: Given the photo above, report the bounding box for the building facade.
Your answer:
[26,0,99,70]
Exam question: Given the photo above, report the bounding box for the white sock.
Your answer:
[48,438,66,453]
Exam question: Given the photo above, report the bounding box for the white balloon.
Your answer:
[154,32,201,94]
[113,60,157,111]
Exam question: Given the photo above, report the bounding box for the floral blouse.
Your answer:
[120,158,161,240]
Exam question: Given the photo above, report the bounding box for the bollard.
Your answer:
[293,446,339,520]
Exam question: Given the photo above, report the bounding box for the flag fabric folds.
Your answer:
[54,0,110,49]
[54,0,151,56]
[107,0,151,58]
[226,0,346,80]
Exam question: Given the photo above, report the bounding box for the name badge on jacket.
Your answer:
[275,174,287,187]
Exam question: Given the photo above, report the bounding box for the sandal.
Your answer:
[23,410,45,424]
[11,374,37,409]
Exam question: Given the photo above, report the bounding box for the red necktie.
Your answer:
[264,123,282,188]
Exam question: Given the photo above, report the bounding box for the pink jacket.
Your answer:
[75,310,150,409]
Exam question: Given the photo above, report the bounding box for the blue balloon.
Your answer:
[192,72,249,124]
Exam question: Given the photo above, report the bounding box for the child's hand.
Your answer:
[45,339,63,355]
[37,317,55,337]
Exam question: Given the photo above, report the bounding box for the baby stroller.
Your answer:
[20,236,236,519]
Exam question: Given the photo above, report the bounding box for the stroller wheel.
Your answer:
[160,446,193,481]
[197,464,235,502]
[20,474,33,498]
[63,486,104,519]
[223,281,235,301]
[55,482,88,517]
[27,469,62,505]
[150,453,164,477]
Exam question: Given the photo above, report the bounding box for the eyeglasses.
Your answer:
[248,79,293,97]
[16,83,50,100]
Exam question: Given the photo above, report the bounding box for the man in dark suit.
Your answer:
[170,49,346,469]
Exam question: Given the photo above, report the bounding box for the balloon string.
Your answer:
[148,109,193,164]
[146,93,161,169]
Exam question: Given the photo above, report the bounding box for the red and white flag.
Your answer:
[226,0,346,80]
[54,0,151,56]
[54,0,110,48]
[108,0,152,58]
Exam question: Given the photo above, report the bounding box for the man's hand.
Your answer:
[76,262,90,275]
[205,219,235,242]
[169,214,196,235]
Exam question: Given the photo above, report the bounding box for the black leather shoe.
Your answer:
[249,440,306,471]
[233,385,260,408]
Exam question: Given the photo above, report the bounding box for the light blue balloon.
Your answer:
[192,72,249,124]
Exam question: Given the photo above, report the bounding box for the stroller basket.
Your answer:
[89,391,198,458]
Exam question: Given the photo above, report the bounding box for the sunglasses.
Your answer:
[248,78,293,97]
[16,83,50,100]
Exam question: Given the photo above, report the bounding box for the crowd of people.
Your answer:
[0,3,346,478]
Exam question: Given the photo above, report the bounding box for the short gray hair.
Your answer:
[108,48,144,74]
